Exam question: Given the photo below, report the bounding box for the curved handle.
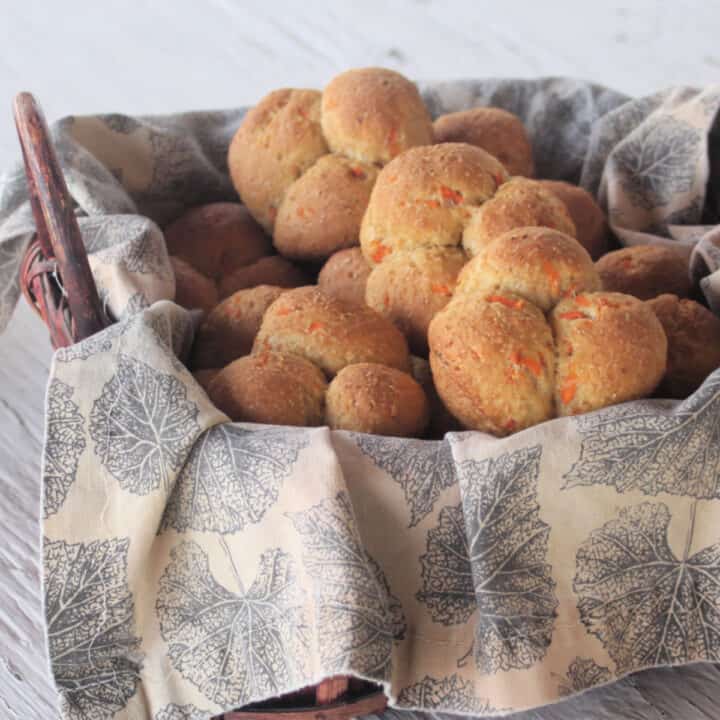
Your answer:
[14,92,106,343]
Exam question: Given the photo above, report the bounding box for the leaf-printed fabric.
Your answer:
[44,537,143,720]
[574,501,720,673]
[419,446,558,673]
[352,434,455,526]
[564,372,720,498]
[90,353,200,494]
[157,541,310,709]
[160,425,307,534]
[43,380,86,519]
[288,492,406,680]
[19,78,720,719]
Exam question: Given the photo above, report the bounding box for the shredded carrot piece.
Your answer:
[297,106,308,119]
[308,321,325,333]
[565,342,574,357]
[542,260,560,293]
[487,294,525,310]
[276,307,292,316]
[510,350,543,377]
[371,242,391,263]
[296,207,305,218]
[574,294,591,307]
[560,372,578,405]
[349,166,366,179]
[387,174,398,184]
[621,256,633,268]
[503,418,517,432]
[494,172,506,187]
[387,127,400,156]
[424,199,441,209]
[559,310,590,320]
[598,297,620,309]
[440,185,464,205]
[383,292,390,308]
[431,284,452,296]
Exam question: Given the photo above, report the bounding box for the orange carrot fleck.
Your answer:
[621,256,633,268]
[560,374,578,405]
[565,342,574,357]
[431,284,452,296]
[503,418,517,432]
[510,350,543,378]
[559,310,590,320]
[487,294,525,310]
[440,185,464,205]
[349,166,366,179]
[371,242,391,263]
[598,297,620,309]
[296,207,305,218]
[542,260,560,293]
[297,107,308,119]
[424,199,441,209]
[494,172,506,188]
[308,321,325,333]
[383,292,390,308]
[387,127,400,156]
[575,294,591,307]
[276,307,292,316]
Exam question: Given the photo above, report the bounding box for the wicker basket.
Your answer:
[14,91,388,720]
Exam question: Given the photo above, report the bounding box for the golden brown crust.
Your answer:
[253,286,411,377]
[317,247,371,307]
[462,177,576,257]
[193,368,221,393]
[164,203,271,280]
[326,362,429,436]
[539,180,608,260]
[228,89,329,232]
[321,67,434,165]
[428,293,556,435]
[365,247,467,355]
[170,256,218,315]
[456,227,600,311]
[192,285,286,369]
[551,292,667,416]
[647,294,720,398]
[410,355,461,437]
[274,155,378,261]
[595,244,691,300]
[433,107,534,177]
[218,255,309,299]
[360,143,509,264]
[208,350,327,426]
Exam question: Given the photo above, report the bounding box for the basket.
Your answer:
[14,91,388,720]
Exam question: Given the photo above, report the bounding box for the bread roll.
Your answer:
[228,89,329,232]
[164,203,271,280]
[595,244,691,300]
[360,143,508,264]
[433,107,534,177]
[462,177,576,257]
[456,227,600,311]
[539,180,608,260]
[321,67,433,165]
[429,293,555,435]
[410,355,461,437]
[170,256,218,315]
[192,285,286,369]
[647,294,720,398]
[193,368,221,394]
[274,154,378,261]
[254,286,411,376]
[551,292,667,416]
[208,350,327,426]
[218,255,309,299]
[365,247,466,355]
[318,247,371,307]
[326,363,429,437]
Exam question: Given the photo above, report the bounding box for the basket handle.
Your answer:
[14,92,106,343]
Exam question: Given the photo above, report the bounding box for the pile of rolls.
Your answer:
[161,66,720,439]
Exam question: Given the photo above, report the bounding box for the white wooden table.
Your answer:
[2,2,720,717]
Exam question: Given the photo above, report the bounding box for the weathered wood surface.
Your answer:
[2,2,720,717]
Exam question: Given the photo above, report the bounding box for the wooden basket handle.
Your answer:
[14,92,106,345]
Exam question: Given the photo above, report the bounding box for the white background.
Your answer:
[1,1,720,716]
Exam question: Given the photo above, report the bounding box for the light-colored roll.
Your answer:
[254,286,411,377]
[326,362,429,437]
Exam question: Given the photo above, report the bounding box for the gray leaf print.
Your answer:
[611,115,703,210]
[418,446,558,673]
[564,373,720,498]
[119,291,150,321]
[574,501,720,674]
[55,323,123,363]
[89,353,200,494]
[101,114,143,134]
[288,492,406,680]
[557,657,612,697]
[154,703,212,720]
[396,674,502,715]
[43,380,86,518]
[44,537,143,720]
[352,434,455,527]
[157,541,309,708]
[161,426,307,534]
